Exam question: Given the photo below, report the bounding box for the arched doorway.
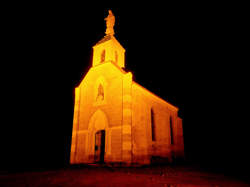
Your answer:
[87,109,109,163]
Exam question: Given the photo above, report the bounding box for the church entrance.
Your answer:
[94,130,105,163]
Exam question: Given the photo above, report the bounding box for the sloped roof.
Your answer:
[93,35,125,52]
[101,63,178,111]
[94,35,112,46]
[132,81,179,112]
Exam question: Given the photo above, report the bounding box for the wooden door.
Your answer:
[94,130,105,163]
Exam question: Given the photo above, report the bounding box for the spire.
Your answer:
[105,10,115,36]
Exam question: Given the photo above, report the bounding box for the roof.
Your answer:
[132,81,179,112]
[93,35,125,52]
[94,35,112,46]
[98,63,178,112]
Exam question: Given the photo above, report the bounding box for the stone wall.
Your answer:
[131,83,184,164]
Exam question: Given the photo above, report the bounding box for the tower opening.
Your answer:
[101,50,105,63]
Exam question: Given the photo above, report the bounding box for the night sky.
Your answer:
[2,6,249,176]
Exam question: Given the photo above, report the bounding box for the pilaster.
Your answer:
[122,72,132,163]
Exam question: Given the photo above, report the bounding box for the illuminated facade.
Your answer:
[70,10,184,165]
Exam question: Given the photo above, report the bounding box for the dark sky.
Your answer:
[2,6,249,175]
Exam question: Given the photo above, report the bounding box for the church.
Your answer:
[70,10,184,166]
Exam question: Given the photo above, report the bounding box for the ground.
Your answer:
[1,165,249,187]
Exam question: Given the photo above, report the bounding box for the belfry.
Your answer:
[70,10,184,165]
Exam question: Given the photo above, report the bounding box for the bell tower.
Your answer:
[92,10,125,68]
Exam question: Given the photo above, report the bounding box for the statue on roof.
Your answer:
[105,10,115,36]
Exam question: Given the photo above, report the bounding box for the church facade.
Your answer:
[70,10,184,166]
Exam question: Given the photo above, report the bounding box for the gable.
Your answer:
[79,62,126,89]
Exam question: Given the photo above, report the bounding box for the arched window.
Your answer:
[93,76,107,106]
[96,84,104,101]
[170,116,174,145]
[101,50,105,63]
[151,108,156,141]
